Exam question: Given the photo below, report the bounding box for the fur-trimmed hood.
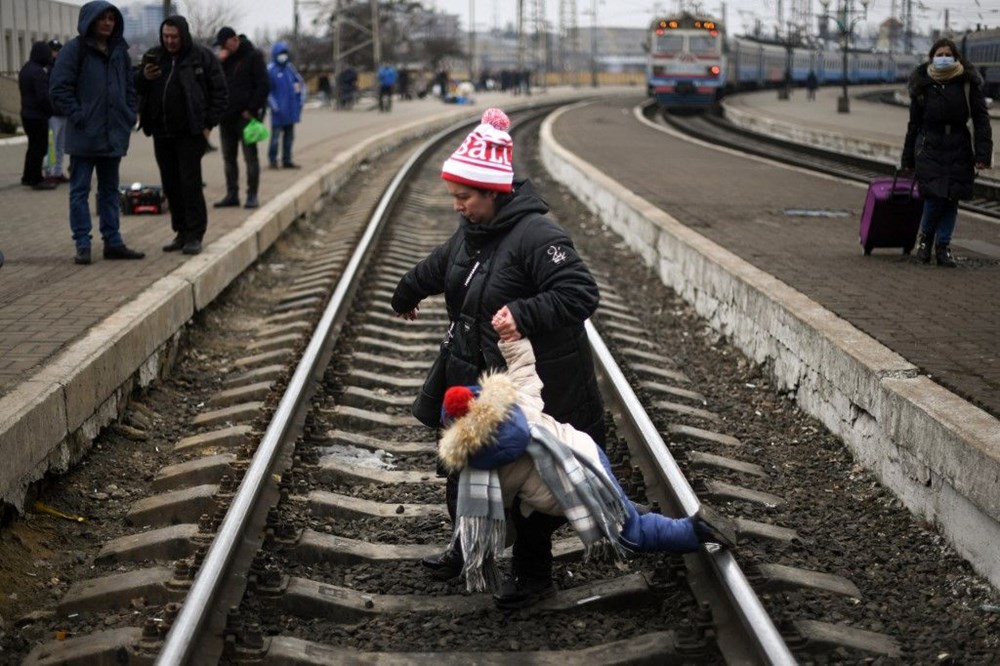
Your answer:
[438,371,526,472]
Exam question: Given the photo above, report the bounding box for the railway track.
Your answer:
[15,102,992,664]
[654,103,1000,219]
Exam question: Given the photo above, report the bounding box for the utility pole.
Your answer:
[333,0,342,79]
[161,0,171,20]
[589,0,598,87]
[468,0,476,81]
[517,0,526,74]
[371,0,381,67]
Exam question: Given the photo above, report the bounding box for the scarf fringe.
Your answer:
[454,516,504,592]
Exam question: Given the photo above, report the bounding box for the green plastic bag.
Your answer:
[242,118,269,144]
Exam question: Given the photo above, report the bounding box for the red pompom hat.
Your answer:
[441,108,514,192]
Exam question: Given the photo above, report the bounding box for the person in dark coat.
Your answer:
[49,0,144,265]
[901,38,993,267]
[137,15,228,256]
[805,69,818,101]
[391,108,605,609]
[19,41,56,190]
[213,26,269,209]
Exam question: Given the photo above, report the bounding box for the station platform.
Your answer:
[721,85,1000,170]
[0,86,625,510]
[545,95,1000,586]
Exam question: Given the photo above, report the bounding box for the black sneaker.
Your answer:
[162,236,184,252]
[213,196,240,208]
[693,505,738,549]
[103,245,145,260]
[282,162,301,169]
[244,195,259,209]
[74,247,91,265]
[182,240,202,255]
[493,575,556,610]
[420,547,463,581]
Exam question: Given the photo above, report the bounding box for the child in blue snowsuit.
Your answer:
[438,333,736,591]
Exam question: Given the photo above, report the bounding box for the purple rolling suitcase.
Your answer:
[859,172,923,255]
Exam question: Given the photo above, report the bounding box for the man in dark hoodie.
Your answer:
[19,41,56,190]
[49,0,144,265]
[213,26,269,210]
[138,16,228,256]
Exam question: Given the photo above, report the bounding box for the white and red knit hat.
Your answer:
[441,108,513,192]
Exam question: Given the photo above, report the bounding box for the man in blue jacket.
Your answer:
[266,42,306,170]
[377,63,397,112]
[49,0,144,265]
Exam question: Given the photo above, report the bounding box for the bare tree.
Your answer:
[182,0,241,45]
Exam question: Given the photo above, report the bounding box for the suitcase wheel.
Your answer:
[863,244,873,256]
[902,245,914,255]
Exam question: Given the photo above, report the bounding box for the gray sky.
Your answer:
[252,1,997,40]
[61,1,996,41]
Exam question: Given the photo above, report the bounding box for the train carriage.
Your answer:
[963,28,1000,99]
[646,13,727,110]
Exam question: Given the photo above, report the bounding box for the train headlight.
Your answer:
[709,65,721,76]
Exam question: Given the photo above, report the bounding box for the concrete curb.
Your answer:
[720,98,900,164]
[0,98,562,511]
[540,102,1000,589]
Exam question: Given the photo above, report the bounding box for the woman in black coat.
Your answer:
[391,108,604,608]
[901,38,993,267]
[19,41,55,189]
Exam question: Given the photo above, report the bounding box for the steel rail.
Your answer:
[155,119,471,666]
[586,321,796,665]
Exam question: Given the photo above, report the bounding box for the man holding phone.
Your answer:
[137,15,227,255]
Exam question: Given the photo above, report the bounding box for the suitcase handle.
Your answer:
[890,169,919,200]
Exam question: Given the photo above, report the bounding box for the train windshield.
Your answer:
[654,34,684,52]
[689,35,719,55]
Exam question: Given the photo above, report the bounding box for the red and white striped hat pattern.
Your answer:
[441,108,513,192]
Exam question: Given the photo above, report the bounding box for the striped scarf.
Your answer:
[453,424,628,592]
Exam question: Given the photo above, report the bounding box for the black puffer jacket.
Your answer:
[901,64,993,200]
[19,41,53,120]
[392,180,604,442]
[136,16,228,138]
[220,36,268,121]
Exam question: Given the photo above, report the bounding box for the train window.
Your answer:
[689,35,718,54]
[654,34,684,52]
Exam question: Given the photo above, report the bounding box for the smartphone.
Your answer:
[141,48,161,67]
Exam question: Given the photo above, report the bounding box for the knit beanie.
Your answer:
[441,108,513,192]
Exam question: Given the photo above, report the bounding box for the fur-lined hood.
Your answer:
[438,371,527,472]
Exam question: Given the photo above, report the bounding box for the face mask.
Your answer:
[276,53,289,65]
[932,55,955,70]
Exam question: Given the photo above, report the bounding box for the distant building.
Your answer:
[120,2,165,41]
[0,0,77,75]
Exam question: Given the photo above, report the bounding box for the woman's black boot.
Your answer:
[916,233,932,263]
[936,244,957,268]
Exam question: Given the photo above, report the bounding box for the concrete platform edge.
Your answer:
[720,97,899,164]
[0,101,535,512]
[541,104,1000,589]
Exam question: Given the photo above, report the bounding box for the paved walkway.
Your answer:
[553,92,999,419]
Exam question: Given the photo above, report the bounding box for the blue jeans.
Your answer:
[69,155,124,250]
[268,124,295,166]
[919,197,959,246]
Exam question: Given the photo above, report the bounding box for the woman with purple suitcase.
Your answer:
[901,38,993,267]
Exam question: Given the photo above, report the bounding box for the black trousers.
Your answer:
[219,117,260,199]
[445,471,566,581]
[154,134,208,242]
[378,85,393,111]
[21,116,49,185]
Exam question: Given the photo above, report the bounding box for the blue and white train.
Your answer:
[648,12,918,111]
